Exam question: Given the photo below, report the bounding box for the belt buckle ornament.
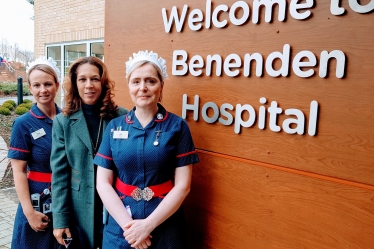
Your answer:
[131,187,154,201]
[142,187,154,201]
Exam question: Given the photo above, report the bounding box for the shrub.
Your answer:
[2,102,14,111]
[26,102,33,109]
[23,99,33,104]
[17,103,30,109]
[3,100,16,107]
[15,106,29,115]
[19,102,33,109]
[0,82,31,96]
[22,85,30,96]
[0,106,11,115]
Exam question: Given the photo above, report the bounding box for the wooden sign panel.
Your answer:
[105,0,374,248]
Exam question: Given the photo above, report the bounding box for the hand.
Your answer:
[123,220,153,248]
[25,209,49,232]
[53,228,72,246]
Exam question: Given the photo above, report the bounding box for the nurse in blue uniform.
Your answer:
[8,57,60,249]
[94,51,199,249]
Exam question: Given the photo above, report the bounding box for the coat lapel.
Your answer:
[70,110,92,154]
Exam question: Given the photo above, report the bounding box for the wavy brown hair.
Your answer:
[62,56,118,117]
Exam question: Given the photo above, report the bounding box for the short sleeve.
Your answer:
[175,119,199,167]
[8,118,31,161]
[93,121,115,170]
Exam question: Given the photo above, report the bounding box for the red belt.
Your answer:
[115,178,173,201]
[27,171,52,183]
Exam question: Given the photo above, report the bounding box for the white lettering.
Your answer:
[235,104,256,134]
[182,94,199,120]
[212,4,229,28]
[319,50,346,78]
[292,51,317,78]
[258,97,267,129]
[188,9,204,31]
[244,53,263,77]
[189,55,204,76]
[229,1,250,26]
[252,0,286,24]
[206,54,222,76]
[266,44,290,77]
[308,100,319,136]
[290,0,314,20]
[224,54,241,77]
[172,50,188,76]
[283,109,305,135]
[172,46,346,78]
[162,5,188,33]
[219,103,234,125]
[202,102,220,123]
[205,0,212,28]
[349,0,374,13]
[182,95,319,136]
[330,0,345,15]
[268,101,282,132]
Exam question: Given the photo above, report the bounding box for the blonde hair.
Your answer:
[27,64,59,85]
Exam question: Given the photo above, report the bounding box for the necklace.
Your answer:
[90,117,103,157]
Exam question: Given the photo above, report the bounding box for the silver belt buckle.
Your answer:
[131,187,154,201]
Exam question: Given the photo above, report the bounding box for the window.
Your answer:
[46,40,104,106]
[64,43,86,74]
[47,46,61,69]
[91,42,104,61]
[46,39,104,81]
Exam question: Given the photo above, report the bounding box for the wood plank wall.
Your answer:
[105,0,374,248]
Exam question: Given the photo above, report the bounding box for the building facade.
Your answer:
[34,0,105,81]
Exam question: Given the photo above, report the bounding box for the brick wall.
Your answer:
[34,0,105,57]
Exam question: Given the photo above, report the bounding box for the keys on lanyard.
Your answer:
[154,130,162,146]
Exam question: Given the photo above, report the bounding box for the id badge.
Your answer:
[31,128,46,140]
[113,130,128,139]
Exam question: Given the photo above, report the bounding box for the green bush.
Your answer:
[17,103,30,109]
[0,82,31,96]
[23,99,33,104]
[0,106,11,115]
[3,100,16,107]
[22,85,31,96]
[1,102,14,111]
[18,102,34,110]
[15,106,29,115]
[23,102,33,109]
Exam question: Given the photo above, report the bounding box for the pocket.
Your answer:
[71,176,80,190]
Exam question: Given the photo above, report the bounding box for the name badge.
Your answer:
[31,128,46,140]
[113,130,128,139]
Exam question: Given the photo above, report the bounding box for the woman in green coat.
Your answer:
[50,56,127,249]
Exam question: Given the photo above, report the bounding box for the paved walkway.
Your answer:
[0,136,17,249]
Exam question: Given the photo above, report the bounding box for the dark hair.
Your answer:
[62,56,118,117]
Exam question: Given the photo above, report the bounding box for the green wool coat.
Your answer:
[51,107,127,248]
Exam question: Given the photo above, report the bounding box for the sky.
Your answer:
[0,0,34,51]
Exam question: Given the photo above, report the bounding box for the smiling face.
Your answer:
[28,69,59,106]
[128,63,163,110]
[76,63,103,105]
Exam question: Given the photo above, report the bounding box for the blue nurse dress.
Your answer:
[8,103,60,249]
[93,104,199,249]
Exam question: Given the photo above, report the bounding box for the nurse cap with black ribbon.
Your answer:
[26,56,61,82]
[125,50,168,79]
